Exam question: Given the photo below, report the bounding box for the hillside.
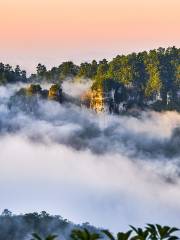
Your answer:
[0,47,180,113]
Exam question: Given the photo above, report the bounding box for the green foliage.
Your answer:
[145,63,161,96]
[101,230,115,240]
[0,47,179,106]
[0,62,27,84]
[145,224,179,240]
[59,61,79,79]
[107,55,133,85]
[91,47,180,106]
[102,229,132,240]
[102,225,179,240]
[77,61,98,79]
[144,50,161,97]
[31,233,58,240]
[0,46,180,110]
[175,64,180,88]
[36,64,47,81]
[0,210,179,240]
[130,225,149,240]
[117,231,132,240]
[71,228,101,240]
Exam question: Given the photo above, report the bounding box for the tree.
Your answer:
[31,233,58,240]
[77,60,98,79]
[21,70,27,82]
[102,225,179,240]
[145,224,179,240]
[144,50,161,97]
[71,228,101,240]
[59,61,79,79]
[174,64,180,88]
[145,63,161,97]
[15,65,21,76]
[92,59,109,90]
[36,63,47,81]
[1,209,12,216]
[130,225,149,240]
[108,56,133,86]
[102,229,132,240]
[91,60,98,79]
[0,63,5,84]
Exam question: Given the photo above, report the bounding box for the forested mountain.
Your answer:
[0,210,179,240]
[1,46,180,112]
[0,210,99,240]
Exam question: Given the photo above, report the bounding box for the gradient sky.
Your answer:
[0,0,179,73]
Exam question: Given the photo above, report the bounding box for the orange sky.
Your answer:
[0,0,179,73]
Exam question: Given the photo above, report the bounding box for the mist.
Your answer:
[1,83,180,232]
[62,78,92,98]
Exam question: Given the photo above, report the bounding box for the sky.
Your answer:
[0,0,179,73]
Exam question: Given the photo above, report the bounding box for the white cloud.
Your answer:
[0,84,180,231]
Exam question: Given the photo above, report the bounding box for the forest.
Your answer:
[0,46,180,112]
[0,210,179,240]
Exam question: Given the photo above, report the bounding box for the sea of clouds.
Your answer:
[0,82,180,232]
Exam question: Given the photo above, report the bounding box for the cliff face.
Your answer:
[48,84,63,102]
[15,81,180,114]
[81,81,128,113]
[15,84,64,103]
[81,88,105,112]
[26,84,42,96]
[90,88,104,112]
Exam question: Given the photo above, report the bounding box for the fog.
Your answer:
[62,78,92,97]
[0,83,180,231]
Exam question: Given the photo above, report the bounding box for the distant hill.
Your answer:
[0,210,99,240]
